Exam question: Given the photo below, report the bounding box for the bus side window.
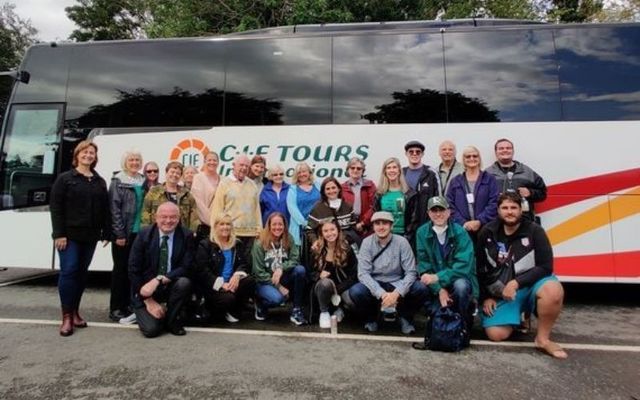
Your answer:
[0,104,63,210]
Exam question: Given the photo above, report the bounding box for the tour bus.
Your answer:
[0,19,638,282]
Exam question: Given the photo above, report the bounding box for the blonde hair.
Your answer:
[258,212,291,251]
[377,157,408,194]
[210,214,236,250]
[291,162,314,185]
[72,140,98,169]
[266,164,285,180]
[462,145,483,170]
[120,150,143,172]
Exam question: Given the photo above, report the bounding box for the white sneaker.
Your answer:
[225,313,239,323]
[319,312,331,329]
[119,313,137,325]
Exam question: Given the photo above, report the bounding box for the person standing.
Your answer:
[286,162,320,247]
[437,140,464,196]
[129,202,194,337]
[402,140,440,230]
[486,138,547,222]
[108,150,145,324]
[446,146,499,244]
[141,161,161,195]
[210,154,262,262]
[50,140,109,336]
[191,151,221,241]
[342,157,376,238]
[260,164,290,226]
[306,177,359,247]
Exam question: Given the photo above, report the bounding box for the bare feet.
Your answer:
[535,339,568,359]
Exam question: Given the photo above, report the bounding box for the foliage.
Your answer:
[65,0,148,41]
[0,3,37,70]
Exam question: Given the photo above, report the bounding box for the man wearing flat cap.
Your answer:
[402,140,440,234]
[348,211,429,335]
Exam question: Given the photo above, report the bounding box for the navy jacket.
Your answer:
[128,224,194,306]
[446,171,499,226]
[259,181,291,226]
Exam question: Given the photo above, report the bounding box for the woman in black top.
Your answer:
[310,220,358,329]
[50,140,109,336]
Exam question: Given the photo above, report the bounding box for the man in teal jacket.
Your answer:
[415,196,479,316]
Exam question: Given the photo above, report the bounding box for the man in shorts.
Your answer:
[476,192,567,359]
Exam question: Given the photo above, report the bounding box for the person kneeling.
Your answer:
[194,214,256,323]
[415,196,479,320]
[477,192,567,359]
[349,211,428,334]
[129,202,194,337]
[310,220,358,329]
[252,212,308,326]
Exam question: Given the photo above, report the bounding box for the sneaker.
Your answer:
[290,308,308,326]
[333,307,345,323]
[318,312,331,329]
[225,312,239,323]
[364,321,378,333]
[118,313,137,325]
[399,317,416,335]
[254,304,267,321]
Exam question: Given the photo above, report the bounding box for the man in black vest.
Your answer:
[402,140,440,231]
[129,202,194,337]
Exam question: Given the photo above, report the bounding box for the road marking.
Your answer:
[0,272,56,287]
[1,317,639,353]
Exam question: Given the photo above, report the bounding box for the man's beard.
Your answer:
[501,215,521,227]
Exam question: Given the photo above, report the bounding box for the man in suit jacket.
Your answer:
[129,202,194,337]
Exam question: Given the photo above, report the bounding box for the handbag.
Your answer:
[413,306,470,352]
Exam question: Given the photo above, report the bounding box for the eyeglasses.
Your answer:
[464,154,479,159]
[349,166,363,171]
[272,173,284,176]
[145,169,159,173]
[407,150,422,155]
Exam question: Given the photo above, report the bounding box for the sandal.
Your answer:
[535,340,568,359]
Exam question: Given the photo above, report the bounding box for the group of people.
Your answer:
[49,137,567,359]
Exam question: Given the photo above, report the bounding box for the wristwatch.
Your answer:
[156,275,164,283]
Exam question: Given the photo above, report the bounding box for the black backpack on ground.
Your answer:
[412,306,472,352]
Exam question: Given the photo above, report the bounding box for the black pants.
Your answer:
[237,236,255,268]
[110,233,136,313]
[202,276,256,317]
[134,277,192,338]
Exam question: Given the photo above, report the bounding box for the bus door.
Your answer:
[0,103,64,268]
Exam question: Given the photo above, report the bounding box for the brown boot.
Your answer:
[60,308,74,337]
[73,309,87,328]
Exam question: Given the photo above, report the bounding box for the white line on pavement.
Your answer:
[1,317,639,353]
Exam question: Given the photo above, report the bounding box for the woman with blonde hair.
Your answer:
[252,212,307,325]
[108,149,145,324]
[373,157,418,243]
[194,214,256,323]
[50,140,109,336]
[286,162,320,246]
[446,145,498,243]
[260,164,290,226]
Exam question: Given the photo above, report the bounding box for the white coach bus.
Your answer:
[0,19,638,282]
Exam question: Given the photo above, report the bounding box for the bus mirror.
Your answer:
[17,71,30,84]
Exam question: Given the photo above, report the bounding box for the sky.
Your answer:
[4,0,77,42]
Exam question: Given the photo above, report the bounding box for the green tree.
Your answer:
[547,0,604,22]
[0,3,37,70]
[66,0,148,41]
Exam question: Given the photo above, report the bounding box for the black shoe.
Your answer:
[109,309,128,322]
[170,326,186,336]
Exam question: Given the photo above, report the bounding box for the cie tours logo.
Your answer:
[169,138,210,170]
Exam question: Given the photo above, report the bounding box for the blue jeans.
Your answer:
[256,265,307,309]
[348,280,429,323]
[58,240,97,309]
[423,278,473,317]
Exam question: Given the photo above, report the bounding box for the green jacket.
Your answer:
[141,184,199,231]
[415,221,479,299]
[251,234,301,283]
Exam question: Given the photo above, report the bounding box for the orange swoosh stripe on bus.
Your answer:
[547,186,640,246]
[538,168,640,213]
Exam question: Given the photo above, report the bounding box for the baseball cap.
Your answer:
[371,211,394,223]
[427,196,449,210]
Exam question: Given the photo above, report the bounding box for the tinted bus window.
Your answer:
[443,29,561,122]
[66,40,225,129]
[333,33,446,124]
[555,26,640,121]
[12,46,71,103]
[0,75,14,129]
[224,37,331,125]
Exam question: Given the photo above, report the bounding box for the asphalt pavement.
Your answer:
[0,270,638,400]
